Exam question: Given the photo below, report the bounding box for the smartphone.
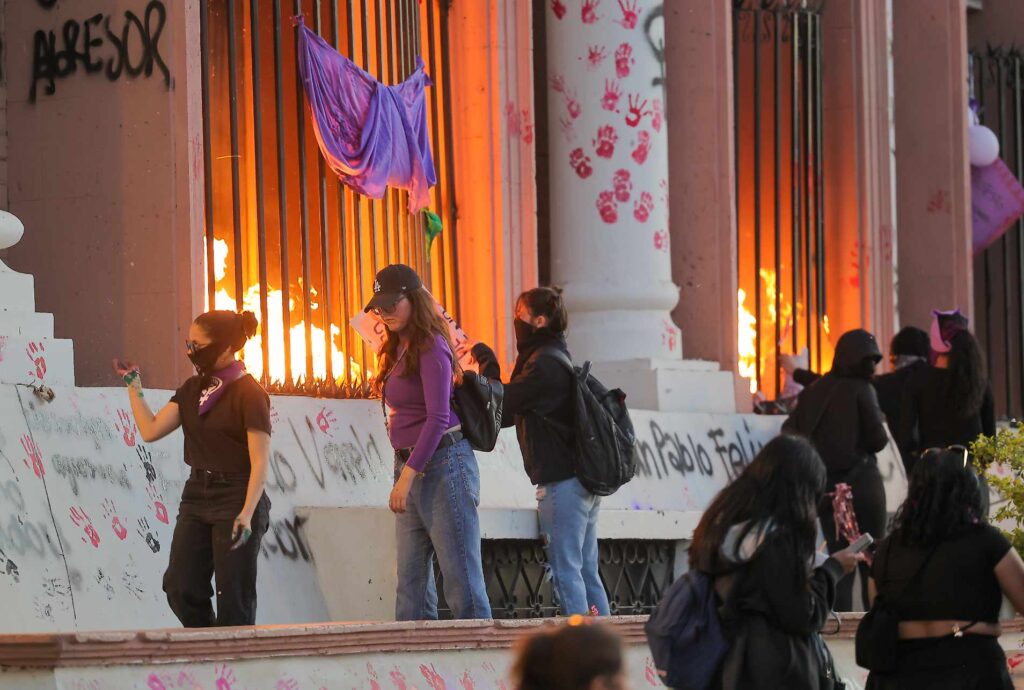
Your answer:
[848,533,874,554]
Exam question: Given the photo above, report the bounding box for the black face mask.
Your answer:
[188,342,227,377]
[513,318,535,345]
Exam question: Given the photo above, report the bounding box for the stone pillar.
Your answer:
[545,0,680,363]
[893,0,972,329]
[543,1,737,413]
[0,211,74,386]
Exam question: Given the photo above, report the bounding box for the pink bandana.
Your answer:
[929,309,969,362]
[198,361,248,416]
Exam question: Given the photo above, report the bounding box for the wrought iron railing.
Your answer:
[970,47,1024,420]
[733,0,827,400]
[433,539,677,619]
[200,0,458,398]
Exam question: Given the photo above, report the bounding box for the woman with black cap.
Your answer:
[113,310,272,627]
[783,328,890,611]
[367,264,491,621]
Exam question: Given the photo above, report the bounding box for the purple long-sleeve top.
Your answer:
[384,333,461,472]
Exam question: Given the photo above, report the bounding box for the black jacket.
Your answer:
[710,531,844,690]
[897,365,996,460]
[473,334,576,486]
[782,329,889,479]
[872,358,927,439]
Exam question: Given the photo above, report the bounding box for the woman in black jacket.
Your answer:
[783,329,889,611]
[473,287,610,616]
[691,435,861,689]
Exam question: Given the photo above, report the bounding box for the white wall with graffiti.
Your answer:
[0,377,791,633]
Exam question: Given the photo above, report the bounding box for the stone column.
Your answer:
[545,0,680,363]
[893,0,972,329]
[543,0,736,414]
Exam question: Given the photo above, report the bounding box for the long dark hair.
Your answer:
[946,330,988,418]
[891,448,982,548]
[517,286,568,333]
[512,623,625,690]
[689,434,826,574]
[372,288,463,396]
[194,310,258,352]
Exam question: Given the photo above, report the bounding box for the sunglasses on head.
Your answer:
[921,444,969,469]
[372,295,406,316]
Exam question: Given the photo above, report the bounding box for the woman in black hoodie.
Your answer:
[473,287,610,616]
[783,328,889,611]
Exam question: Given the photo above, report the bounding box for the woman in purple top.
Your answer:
[367,264,491,621]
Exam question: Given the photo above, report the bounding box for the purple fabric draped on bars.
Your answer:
[295,18,437,213]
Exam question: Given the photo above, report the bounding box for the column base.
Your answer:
[589,358,739,414]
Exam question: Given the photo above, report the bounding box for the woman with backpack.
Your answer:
[368,264,491,621]
[689,434,862,689]
[863,447,1024,689]
[782,328,890,611]
[473,287,611,616]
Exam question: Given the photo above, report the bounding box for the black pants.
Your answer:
[866,635,1012,690]
[820,460,887,612]
[163,470,271,627]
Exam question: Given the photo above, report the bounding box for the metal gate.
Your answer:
[733,0,826,401]
[970,48,1024,421]
[200,0,457,397]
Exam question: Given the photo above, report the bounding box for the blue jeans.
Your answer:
[394,438,492,620]
[537,477,610,616]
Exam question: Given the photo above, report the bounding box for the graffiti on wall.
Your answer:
[30,0,171,102]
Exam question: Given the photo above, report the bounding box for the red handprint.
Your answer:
[581,0,601,24]
[316,407,337,436]
[276,679,299,690]
[617,0,639,28]
[654,229,669,252]
[26,342,46,381]
[214,664,237,690]
[585,45,607,69]
[420,664,446,690]
[521,110,535,144]
[559,114,576,142]
[632,130,651,164]
[663,321,678,352]
[596,191,619,224]
[115,409,137,447]
[148,673,168,690]
[390,669,408,690]
[626,93,650,128]
[569,147,593,179]
[566,94,582,119]
[651,98,663,132]
[634,191,654,222]
[460,671,476,690]
[552,0,567,19]
[20,435,44,479]
[593,124,618,158]
[102,499,128,541]
[147,483,169,524]
[601,79,622,112]
[615,42,635,78]
[644,657,661,686]
[612,168,633,202]
[70,507,100,548]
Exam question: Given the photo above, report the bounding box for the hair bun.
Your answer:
[240,311,259,339]
[551,285,564,296]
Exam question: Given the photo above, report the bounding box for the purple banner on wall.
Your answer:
[972,158,1024,255]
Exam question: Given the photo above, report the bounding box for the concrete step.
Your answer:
[590,359,738,414]
[0,310,54,339]
[0,271,35,311]
[0,335,74,386]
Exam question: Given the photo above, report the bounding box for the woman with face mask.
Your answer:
[368,264,491,621]
[473,287,611,617]
[113,310,272,627]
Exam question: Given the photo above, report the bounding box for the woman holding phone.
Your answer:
[114,309,272,627]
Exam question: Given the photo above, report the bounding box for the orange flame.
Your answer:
[205,239,368,385]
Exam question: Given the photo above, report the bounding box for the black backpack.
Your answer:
[538,348,637,496]
[452,371,504,452]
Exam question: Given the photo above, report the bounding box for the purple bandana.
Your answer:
[929,309,970,363]
[198,361,247,416]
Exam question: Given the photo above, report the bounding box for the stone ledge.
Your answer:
[3,615,1021,669]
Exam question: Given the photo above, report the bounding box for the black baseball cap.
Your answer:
[363,264,423,312]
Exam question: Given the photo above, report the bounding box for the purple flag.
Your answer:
[296,19,437,213]
[971,158,1024,255]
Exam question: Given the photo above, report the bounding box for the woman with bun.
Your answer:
[114,310,272,627]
